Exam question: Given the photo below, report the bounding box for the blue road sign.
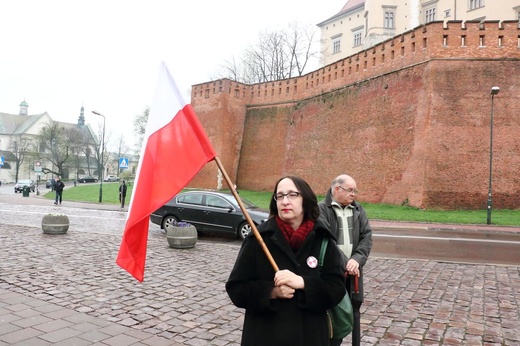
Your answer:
[119,157,129,169]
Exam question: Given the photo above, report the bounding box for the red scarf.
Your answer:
[275,216,315,252]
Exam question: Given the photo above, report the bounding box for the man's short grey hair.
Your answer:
[331,175,348,189]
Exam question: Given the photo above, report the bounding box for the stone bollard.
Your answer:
[42,214,69,235]
[166,222,197,249]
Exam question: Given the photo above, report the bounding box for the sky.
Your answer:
[0,0,345,150]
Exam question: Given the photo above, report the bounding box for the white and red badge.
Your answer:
[306,256,318,268]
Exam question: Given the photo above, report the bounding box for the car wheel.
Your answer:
[162,215,179,231]
[237,222,252,240]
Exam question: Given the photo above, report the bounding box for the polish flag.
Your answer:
[116,62,216,282]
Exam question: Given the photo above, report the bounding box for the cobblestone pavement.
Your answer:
[0,199,519,345]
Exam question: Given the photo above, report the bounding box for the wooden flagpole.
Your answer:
[214,156,279,272]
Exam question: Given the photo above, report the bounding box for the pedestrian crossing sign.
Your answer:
[119,158,129,169]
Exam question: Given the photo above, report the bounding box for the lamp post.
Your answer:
[92,111,106,203]
[486,86,500,225]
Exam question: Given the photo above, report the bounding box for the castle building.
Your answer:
[190,19,520,210]
[318,0,520,65]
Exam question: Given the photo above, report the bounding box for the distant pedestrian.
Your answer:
[119,180,127,208]
[54,177,65,205]
[50,177,56,191]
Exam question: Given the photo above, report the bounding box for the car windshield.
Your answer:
[17,180,31,184]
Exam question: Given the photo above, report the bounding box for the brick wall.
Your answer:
[191,21,520,209]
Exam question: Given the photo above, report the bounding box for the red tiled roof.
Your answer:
[340,0,365,13]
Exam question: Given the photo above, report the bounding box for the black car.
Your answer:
[78,176,98,183]
[150,190,269,240]
[14,179,35,193]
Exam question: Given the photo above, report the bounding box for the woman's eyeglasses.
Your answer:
[274,192,302,201]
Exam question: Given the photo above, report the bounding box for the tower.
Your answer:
[78,105,85,126]
[19,99,29,115]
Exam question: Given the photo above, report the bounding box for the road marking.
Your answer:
[373,233,520,245]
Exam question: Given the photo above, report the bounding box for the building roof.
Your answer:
[0,112,48,135]
[0,112,94,141]
[317,0,365,26]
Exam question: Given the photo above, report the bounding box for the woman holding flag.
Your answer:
[226,176,346,345]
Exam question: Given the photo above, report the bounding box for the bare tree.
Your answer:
[92,122,110,179]
[77,132,95,177]
[284,22,318,77]
[63,127,87,180]
[10,135,31,182]
[133,107,149,154]
[220,22,319,83]
[38,122,70,177]
[113,134,130,175]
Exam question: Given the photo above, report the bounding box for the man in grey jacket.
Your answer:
[318,174,373,346]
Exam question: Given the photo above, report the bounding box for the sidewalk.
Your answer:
[0,197,519,345]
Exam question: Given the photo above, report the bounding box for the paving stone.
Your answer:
[1,201,520,345]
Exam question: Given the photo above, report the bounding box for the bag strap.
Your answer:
[319,237,328,269]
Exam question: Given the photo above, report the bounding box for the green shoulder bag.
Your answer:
[319,237,354,339]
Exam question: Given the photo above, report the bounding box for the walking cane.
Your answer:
[345,271,361,345]
[352,273,361,346]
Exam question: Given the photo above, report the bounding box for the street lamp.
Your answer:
[92,111,106,203]
[487,86,500,224]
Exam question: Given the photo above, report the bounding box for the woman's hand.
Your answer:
[274,269,304,290]
[270,284,295,299]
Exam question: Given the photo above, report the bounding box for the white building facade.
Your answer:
[0,101,100,184]
[318,0,520,65]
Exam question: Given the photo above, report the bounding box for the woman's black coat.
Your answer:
[226,218,346,346]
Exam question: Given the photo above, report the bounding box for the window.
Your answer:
[469,0,484,10]
[333,38,341,54]
[178,194,203,205]
[425,7,436,23]
[206,196,231,209]
[384,11,395,29]
[353,29,363,47]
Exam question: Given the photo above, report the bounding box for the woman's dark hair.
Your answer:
[269,175,319,221]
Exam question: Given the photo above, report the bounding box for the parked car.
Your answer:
[150,190,269,240]
[77,176,98,183]
[14,179,35,193]
[104,175,119,182]
[45,179,54,189]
